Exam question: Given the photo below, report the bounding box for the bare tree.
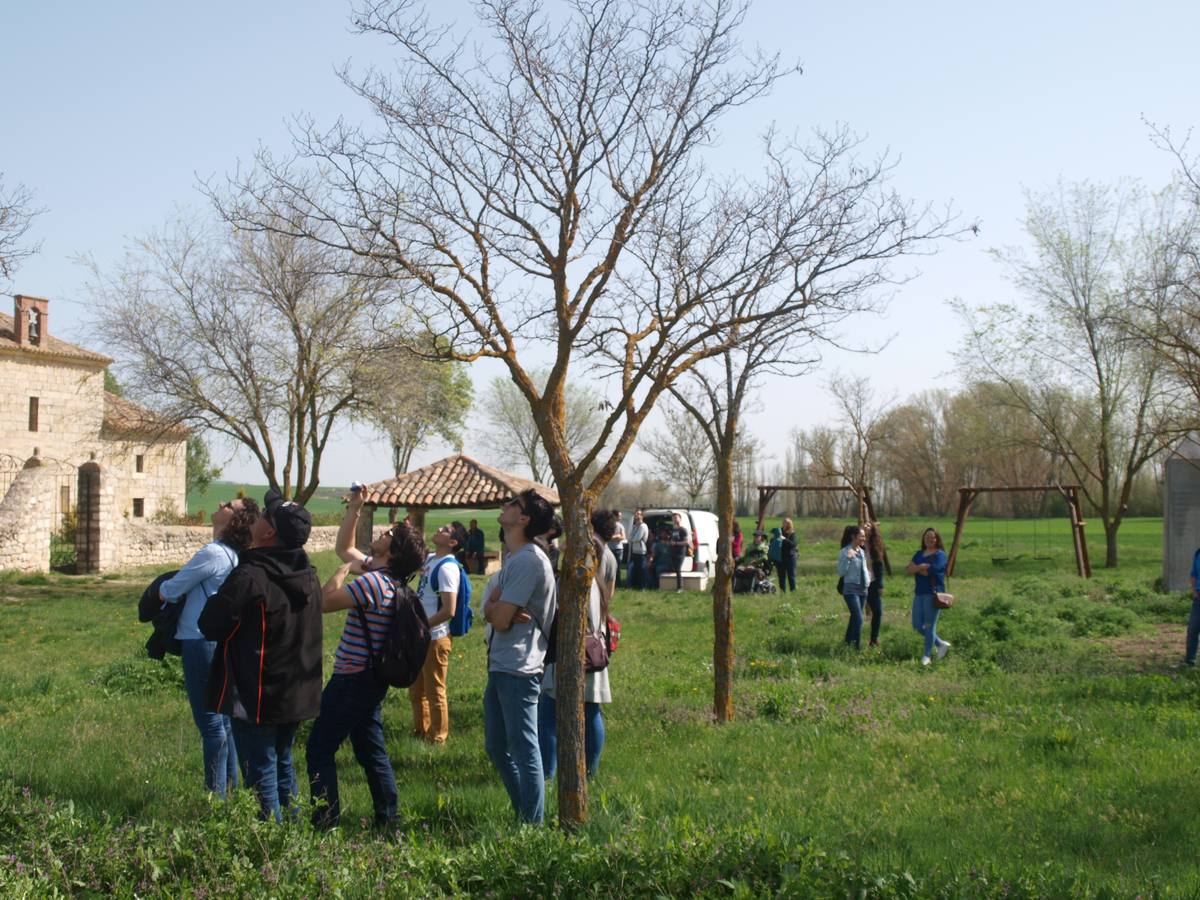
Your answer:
[357,339,473,474]
[216,0,958,825]
[956,180,1186,566]
[86,200,395,503]
[479,373,604,485]
[825,373,893,510]
[0,175,42,279]
[641,405,715,506]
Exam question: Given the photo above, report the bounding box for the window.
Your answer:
[132,498,145,518]
[28,397,38,432]
[135,454,145,473]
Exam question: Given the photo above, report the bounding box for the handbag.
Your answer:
[584,627,610,672]
[933,591,955,609]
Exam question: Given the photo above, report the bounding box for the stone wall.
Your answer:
[0,460,58,572]
[0,355,106,465]
[107,524,384,572]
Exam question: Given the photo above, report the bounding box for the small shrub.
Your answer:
[90,654,183,697]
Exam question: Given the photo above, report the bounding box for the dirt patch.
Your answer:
[1099,623,1185,673]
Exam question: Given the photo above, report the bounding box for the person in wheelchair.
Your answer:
[734,530,773,593]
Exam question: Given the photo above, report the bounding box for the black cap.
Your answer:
[263,488,312,549]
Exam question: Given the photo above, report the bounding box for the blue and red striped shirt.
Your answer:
[335,570,397,674]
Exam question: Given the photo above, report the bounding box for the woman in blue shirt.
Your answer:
[906,527,950,666]
[836,524,870,649]
[159,498,258,796]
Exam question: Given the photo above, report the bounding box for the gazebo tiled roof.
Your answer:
[359,454,559,508]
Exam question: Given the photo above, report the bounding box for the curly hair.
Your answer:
[590,508,617,542]
[384,521,427,583]
[220,499,260,553]
[918,527,945,552]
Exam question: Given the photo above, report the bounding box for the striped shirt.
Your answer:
[334,570,397,674]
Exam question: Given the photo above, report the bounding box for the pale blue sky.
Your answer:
[3,1,1196,484]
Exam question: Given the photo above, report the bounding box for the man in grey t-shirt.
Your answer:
[482,488,557,824]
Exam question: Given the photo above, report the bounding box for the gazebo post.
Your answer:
[407,506,427,540]
[355,503,376,555]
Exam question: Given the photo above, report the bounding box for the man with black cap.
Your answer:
[199,488,323,821]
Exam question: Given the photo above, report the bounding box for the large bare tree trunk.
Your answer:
[554,486,596,829]
[712,459,736,722]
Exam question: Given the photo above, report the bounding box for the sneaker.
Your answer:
[920,656,931,667]
[936,641,951,661]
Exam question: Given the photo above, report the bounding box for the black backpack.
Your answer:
[139,570,183,660]
[355,580,431,688]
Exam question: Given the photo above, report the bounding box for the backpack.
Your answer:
[140,570,183,660]
[430,557,474,637]
[355,580,431,689]
[768,536,783,562]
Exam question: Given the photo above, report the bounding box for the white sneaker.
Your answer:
[920,656,931,667]
[936,641,951,661]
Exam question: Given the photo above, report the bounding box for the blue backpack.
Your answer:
[430,557,473,637]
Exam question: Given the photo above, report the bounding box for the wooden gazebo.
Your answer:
[353,453,559,547]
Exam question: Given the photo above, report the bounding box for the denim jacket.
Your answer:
[837,546,871,594]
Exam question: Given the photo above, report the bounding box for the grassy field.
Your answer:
[0,516,1195,896]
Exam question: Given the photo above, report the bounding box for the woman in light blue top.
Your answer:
[159,498,257,796]
[906,527,950,666]
[837,524,870,650]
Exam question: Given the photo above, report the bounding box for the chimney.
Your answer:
[13,294,49,348]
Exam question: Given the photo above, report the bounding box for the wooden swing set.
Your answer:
[945,484,1092,578]
[755,484,892,575]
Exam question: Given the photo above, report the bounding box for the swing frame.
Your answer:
[947,484,1091,578]
[755,484,892,575]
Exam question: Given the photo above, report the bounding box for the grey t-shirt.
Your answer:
[488,541,557,676]
[599,544,617,590]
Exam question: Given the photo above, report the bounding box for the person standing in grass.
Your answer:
[199,489,323,821]
[907,527,950,666]
[627,509,649,590]
[307,513,426,828]
[863,523,887,648]
[409,521,467,744]
[1185,546,1200,666]
[482,489,557,824]
[467,519,487,575]
[730,519,744,562]
[779,518,798,592]
[837,524,871,650]
[668,512,690,592]
[159,497,258,798]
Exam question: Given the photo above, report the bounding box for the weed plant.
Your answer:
[0,517,1195,896]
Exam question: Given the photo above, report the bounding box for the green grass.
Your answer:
[0,517,1195,896]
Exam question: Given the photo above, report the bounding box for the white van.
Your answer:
[641,508,720,577]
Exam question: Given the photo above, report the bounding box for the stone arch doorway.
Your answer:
[76,462,102,574]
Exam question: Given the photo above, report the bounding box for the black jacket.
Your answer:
[198,546,323,726]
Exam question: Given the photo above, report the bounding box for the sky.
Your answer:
[3,0,1197,486]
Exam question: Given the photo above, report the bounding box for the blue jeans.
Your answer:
[181,639,238,797]
[912,593,944,658]
[628,554,646,590]
[537,693,605,780]
[866,586,883,643]
[777,557,796,592]
[1186,595,1200,665]
[231,719,300,822]
[843,593,864,649]
[306,671,397,828]
[483,671,544,824]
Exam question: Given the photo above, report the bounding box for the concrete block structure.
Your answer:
[0,294,188,572]
[1163,435,1200,592]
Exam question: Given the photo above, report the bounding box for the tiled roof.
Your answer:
[101,392,190,441]
[0,312,113,365]
[359,454,560,508]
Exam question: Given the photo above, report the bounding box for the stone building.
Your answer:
[0,294,188,572]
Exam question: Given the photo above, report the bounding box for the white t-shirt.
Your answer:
[417,551,460,641]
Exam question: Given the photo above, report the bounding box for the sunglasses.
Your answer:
[504,497,527,514]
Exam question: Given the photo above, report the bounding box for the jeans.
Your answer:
[671,557,685,590]
[306,670,397,828]
[912,593,944,658]
[1186,594,1200,664]
[483,671,544,824]
[866,586,883,643]
[843,593,864,649]
[628,554,646,590]
[776,557,796,592]
[181,639,238,797]
[231,719,300,822]
[536,693,605,780]
[409,635,452,742]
